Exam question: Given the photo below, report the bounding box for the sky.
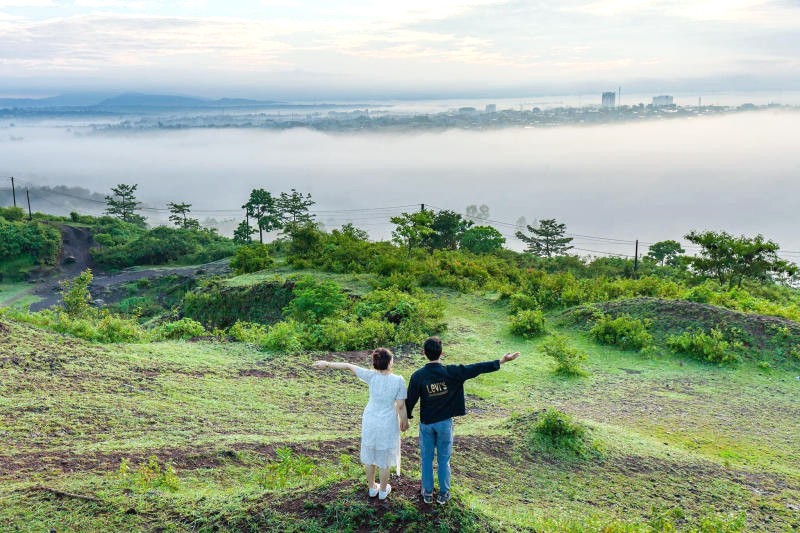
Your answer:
[1,0,799,99]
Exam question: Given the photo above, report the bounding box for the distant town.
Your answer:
[1,91,795,133]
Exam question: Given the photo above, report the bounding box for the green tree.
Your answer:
[460,225,505,254]
[243,189,282,244]
[105,184,145,225]
[277,189,315,225]
[685,230,797,288]
[516,219,573,257]
[230,243,273,275]
[61,269,93,318]
[646,240,685,266]
[424,210,473,250]
[167,202,200,230]
[233,219,255,245]
[390,210,435,256]
[333,223,369,242]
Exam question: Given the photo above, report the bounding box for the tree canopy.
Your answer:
[516,218,574,257]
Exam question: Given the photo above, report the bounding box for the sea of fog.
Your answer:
[1,109,799,258]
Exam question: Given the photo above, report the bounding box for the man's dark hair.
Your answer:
[423,336,442,361]
[372,347,393,370]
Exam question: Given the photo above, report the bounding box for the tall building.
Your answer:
[602,92,616,108]
[652,95,674,107]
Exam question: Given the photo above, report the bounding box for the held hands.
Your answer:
[499,352,521,364]
[400,419,409,432]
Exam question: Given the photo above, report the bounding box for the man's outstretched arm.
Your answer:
[450,351,521,381]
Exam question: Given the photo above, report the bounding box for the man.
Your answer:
[405,336,520,505]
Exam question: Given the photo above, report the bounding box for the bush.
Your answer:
[509,309,546,338]
[283,277,348,323]
[153,317,207,340]
[667,328,741,364]
[539,334,587,376]
[0,218,61,265]
[262,320,304,353]
[508,292,540,314]
[61,269,94,318]
[530,408,592,457]
[228,320,269,344]
[231,243,273,275]
[589,314,653,350]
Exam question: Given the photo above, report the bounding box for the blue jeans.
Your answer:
[419,418,453,495]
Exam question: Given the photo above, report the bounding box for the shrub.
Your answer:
[0,218,61,265]
[667,328,740,364]
[283,277,348,323]
[153,317,207,340]
[508,292,540,314]
[119,456,180,493]
[530,408,591,457]
[540,334,587,376]
[509,309,546,338]
[262,320,304,353]
[257,448,315,489]
[95,314,148,343]
[589,313,653,350]
[231,243,273,275]
[61,269,94,318]
[228,320,269,344]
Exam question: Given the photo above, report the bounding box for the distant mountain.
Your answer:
[0,92,282,110]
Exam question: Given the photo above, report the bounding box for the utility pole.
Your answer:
[420,203,425,212]
[26,188,32,220]
[9,176,16,207]
[634,239,639,276]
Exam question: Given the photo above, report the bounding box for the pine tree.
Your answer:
[167,202,199,229]
[516,218,573,257]
[243,189,282,243]
[105,184,144,224]
[277,189,316,225]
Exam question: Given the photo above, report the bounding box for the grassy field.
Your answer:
[1,277,799,531]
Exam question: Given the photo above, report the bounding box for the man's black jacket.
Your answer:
[405,360,500,425]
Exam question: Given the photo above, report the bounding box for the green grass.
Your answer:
[1,288,799,531]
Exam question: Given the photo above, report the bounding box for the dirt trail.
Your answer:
[24,224,229,311]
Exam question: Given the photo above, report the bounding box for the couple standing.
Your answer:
[314,336,520,503]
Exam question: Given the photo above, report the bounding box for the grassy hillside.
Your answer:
[2,277,799,531]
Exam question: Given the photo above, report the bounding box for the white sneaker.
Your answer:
[368,486,379,498]
[378,484,392,500]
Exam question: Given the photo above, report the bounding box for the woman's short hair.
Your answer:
[372,347,393,370]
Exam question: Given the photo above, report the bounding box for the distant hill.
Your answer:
[0,92,281,110]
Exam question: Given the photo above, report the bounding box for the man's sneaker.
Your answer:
[436,492,451,505]
[378,484,392,500]
[368,486,379,498]
[421,490,433,504]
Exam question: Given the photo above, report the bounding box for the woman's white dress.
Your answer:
[354,367,407,470]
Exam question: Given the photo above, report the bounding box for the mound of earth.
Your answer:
[568,297,800,349]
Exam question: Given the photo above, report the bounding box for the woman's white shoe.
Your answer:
[378,484,392,500]
[368,486,379,498]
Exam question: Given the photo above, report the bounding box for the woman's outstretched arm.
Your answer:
[313,361,361,375]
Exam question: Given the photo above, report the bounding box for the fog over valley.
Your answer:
[2,110,798,257]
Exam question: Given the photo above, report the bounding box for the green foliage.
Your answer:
[0,218,61,265]
[92,225,234,269]
[104,183,145,225]
[257,448,315,489]
[228,320,269,344]
[8,308,148,343]
[647,240,685,266]
[508,292,540,314]
[283,276,349,323]
[119,456,180,492]
[516,218,574,257]
[153,317,207,340]
[167,201,200,230]
[667,328,741,364]
[277,189,316,225]
[390,210,436,255]
[182,279,294,329]
[243,188,282,243]
[459,225,505,254]
[540,333,588,376]
[589,314,654,350]
[60,269,93,318]
[231,243,273,275]
[423,209,473,250]
[685,230,797,288]
[509,309,546,338]
[0,206,25,221]
[261,320,304,353]
[529,408,592,457]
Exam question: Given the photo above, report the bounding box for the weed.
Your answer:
[509,309,546,338]
[589,313,653,350]
[118,456,180,493]
[257,448,316,489]
[667,328,741,364]
[529,408,593,457]
[539,333,588,376]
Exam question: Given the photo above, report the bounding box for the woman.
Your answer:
[314,348,409,500]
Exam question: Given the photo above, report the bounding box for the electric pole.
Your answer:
[9,176,16,207]
[634,239,639,277]
[26,188,32,220]
[420,203,425,212]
